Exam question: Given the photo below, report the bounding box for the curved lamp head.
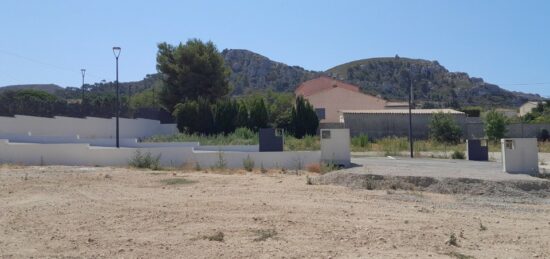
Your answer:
[112,47,121,58]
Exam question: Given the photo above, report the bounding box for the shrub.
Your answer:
[233,127,256,140]
[446,232,459,246]
[320,162,338,173]
[202,231,224,242]
[253,229,277,242]
[451,150,465,159]
[352,134,369,149]
[242,155,255,171]
[429,112,462,144]
[378,137,408,156]
[290,96,318,138]
[484,110,508,142]
[213,151,227,169]
[129,150,162,170]
[538,129,550,142]
[248,98,269,131]
[306,162,337,174]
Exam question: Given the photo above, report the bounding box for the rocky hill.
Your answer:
[326,56,542,108]
[221,50,540,107]
[221,49,320,94]
[1,50,541,108]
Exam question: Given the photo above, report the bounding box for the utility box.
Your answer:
[320,128,350,167]
[466,139,488,161]
[501,138,539,175]
[259,128,283,152]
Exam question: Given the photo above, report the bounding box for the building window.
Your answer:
[315,108,326,120]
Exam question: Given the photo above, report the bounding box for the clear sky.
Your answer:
[1,0,549,96]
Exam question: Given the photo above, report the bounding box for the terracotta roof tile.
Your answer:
[295,76,360,96]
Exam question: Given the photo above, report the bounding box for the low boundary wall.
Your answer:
[0,140,317,169]
[0,115,177,139]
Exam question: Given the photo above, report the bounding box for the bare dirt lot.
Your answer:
[1,165,550,258]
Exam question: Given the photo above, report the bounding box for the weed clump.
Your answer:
[446,232,459,246]
[160,178,196,185]
[129,150,162,170]
[253,229,277,242]
[451,150,465,160]
[242,155,254,172]
[479,221,487,231]
[203,231,224,242]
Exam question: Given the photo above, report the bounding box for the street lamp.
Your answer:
[408,78,414,158]
[113,47,121,148]
[81,69,86,116]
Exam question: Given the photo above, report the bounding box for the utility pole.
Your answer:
[408,79,414,158]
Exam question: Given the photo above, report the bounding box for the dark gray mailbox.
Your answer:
[259,128,283,152]
[466,139,488,161]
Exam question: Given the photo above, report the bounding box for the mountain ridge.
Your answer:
[0,49,542,108]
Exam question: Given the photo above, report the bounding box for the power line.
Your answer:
[496,82,550,86]
[0,49,107,81]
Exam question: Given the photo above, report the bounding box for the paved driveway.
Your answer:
[348,157,545,182]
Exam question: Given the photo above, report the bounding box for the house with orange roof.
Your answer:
[295,76,407,123]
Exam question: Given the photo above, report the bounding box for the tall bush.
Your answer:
[248,98,269,131]
[173,101,198,133]
[214,99,238,134]
[429,112,462,144]
[484,110,508,142]
[291,96,319,138]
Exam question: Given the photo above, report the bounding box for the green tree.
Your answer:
[173,101,198,133]
[214,99,238,134]
[156,39,230,112]
[429,112,462,144]
[195,98,215,134]
[484,110,508,142]
[235,101,249,129]
[0,89,67,117]
[248,98,269,131]
[291,96,319,138]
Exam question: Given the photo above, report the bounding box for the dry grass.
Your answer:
[306,163,321,173]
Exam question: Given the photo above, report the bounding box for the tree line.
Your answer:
[1,38,320,138]
[157,39,319,138]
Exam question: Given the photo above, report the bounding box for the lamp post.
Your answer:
[81,69,86,116]
[408,79,414,158]
[113,47,121,148]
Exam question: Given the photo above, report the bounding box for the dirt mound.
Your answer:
[310,172,550,199]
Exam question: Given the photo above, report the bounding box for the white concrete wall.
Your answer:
[320,128,351,166]
[0,135,199,148]
[501,138,539,175]
[0,140,319,169]
[0,115,177,138]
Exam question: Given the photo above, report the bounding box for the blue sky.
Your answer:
[1,0,549,96]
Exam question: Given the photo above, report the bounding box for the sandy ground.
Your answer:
[1,165,550,258]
